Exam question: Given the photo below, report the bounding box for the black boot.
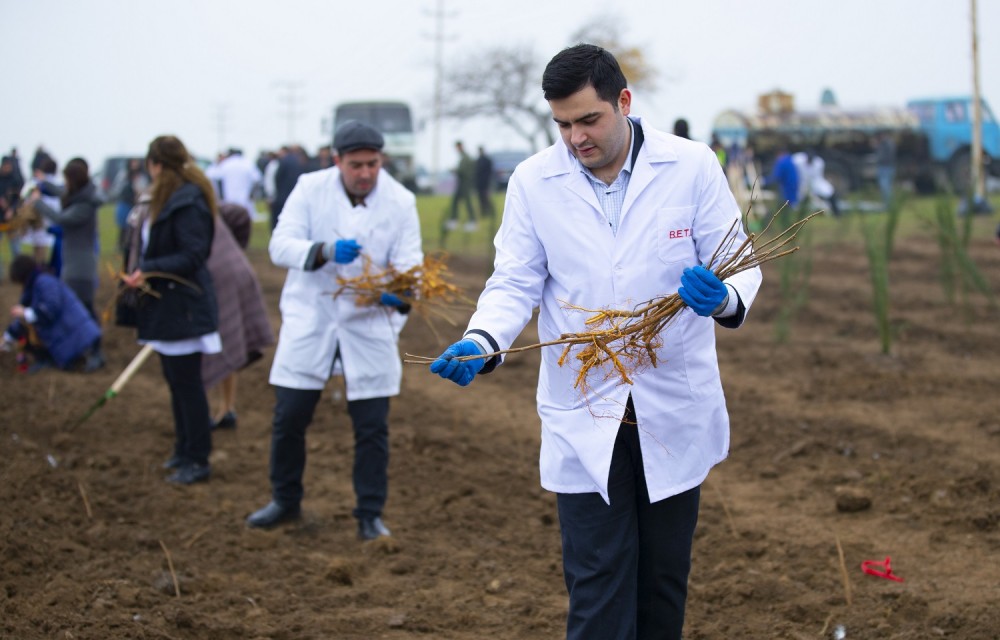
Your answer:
[246,501,301,529]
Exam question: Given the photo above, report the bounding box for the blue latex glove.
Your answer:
[323,238,362,264]
[678,265,729,317]
[379,292,412,313]
[380,292,405,308]
[430,339,485,386]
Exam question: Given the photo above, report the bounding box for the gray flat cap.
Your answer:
[333,120,385,154]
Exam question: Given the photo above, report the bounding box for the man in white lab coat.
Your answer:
[246,121,423,540]
[430,44,762,639]
[206,149,263,222]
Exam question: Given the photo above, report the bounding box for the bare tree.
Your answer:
[570,14,657,92]
[440,44,554,151]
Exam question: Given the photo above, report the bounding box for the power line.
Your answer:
[273,80,306,144]
[422,0,458,177]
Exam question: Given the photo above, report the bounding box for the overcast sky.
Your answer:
[2,0,997,175]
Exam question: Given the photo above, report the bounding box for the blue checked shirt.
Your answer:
[580,119,635,236]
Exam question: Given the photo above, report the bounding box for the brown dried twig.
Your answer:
[334,252,476,330]
[405,208,819,394]
[77,480,93,519]
[159,540,181,598]
[2,202,45,233]
[835,535,853,606]
[100,265,203,326]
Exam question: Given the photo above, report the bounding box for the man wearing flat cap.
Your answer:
[247,120,423,540]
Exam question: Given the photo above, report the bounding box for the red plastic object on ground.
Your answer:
[861,556,904,582]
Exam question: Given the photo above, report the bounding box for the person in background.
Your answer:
[804,149,841,217]
[429,44,762,639]
[672,118,690,139]
[875,132,896,209]
[768,146,801,209]
[29,158,101,319]
[262,150,279,221]
[202,202,275,430]
[307,145,334,173]
[710,133,728,167]
[30,146,53,174]
[474,145,495,219]
[19,157,61,268]
[0,153,25,278]
[122,191,274,434]
[121,135,220,486]
[246,120,423,540]
[271,145,306,230]
[4,254,103,373]
[110,158,149,251]
[790,149,810,204]
[206,148,263,223]
[445,140,478,232]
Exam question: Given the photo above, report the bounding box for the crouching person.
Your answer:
[4,254,104,373]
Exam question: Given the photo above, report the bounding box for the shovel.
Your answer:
[71,344,156,430]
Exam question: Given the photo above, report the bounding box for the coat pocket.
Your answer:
[655,205,697,265]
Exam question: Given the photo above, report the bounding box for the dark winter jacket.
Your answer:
[33,181,102,285]
[135,182,218,341]
[11,269,101,368]
[274,152,305,216]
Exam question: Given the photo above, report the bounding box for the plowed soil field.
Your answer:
[2,224,999,639]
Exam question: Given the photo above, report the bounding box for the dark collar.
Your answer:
[629,117,645,166]
[347,193,366,208]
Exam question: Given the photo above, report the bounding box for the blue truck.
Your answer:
[906,96,999,193]
[712,92,999,195]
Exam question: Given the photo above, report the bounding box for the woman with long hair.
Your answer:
[122,135,220,485]
[29,157,102,318]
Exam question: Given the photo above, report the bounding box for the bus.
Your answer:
[332,101,417,191]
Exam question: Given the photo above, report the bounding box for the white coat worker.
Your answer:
[246,120,423,541]
[206,149,264,222]
[805,149,842,217]
[429,45,762,639]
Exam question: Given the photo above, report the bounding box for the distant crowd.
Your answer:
[0,140,319,376]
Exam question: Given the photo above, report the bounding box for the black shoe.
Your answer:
[212,411,237,431]
[166,463,211,485]
[162,455,185,470]
[246,501,301,529]
[357,516,391,541]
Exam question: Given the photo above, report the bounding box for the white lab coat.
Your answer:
[268,167,423,400]
[791,151,810,203]
[206,153,262,216]
[467,117,763,504]
[805,155,835,199]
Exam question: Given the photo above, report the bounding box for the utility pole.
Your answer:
[423,0,457,178]
[212,103,230,155]
[969,0,986,205]
[273,80,305,143]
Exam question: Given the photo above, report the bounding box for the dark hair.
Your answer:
[10,254,37,285]
[146,135,218,221]
[673,118,690,139]
[542,43,627,104]
[61,158,90,207]
[40,157,57,175]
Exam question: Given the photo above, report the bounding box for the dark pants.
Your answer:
[557,398,701,640]
[159,352,212,466]
[270,385,390,519]
[475,186,494,218]
[448,184,477,222]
